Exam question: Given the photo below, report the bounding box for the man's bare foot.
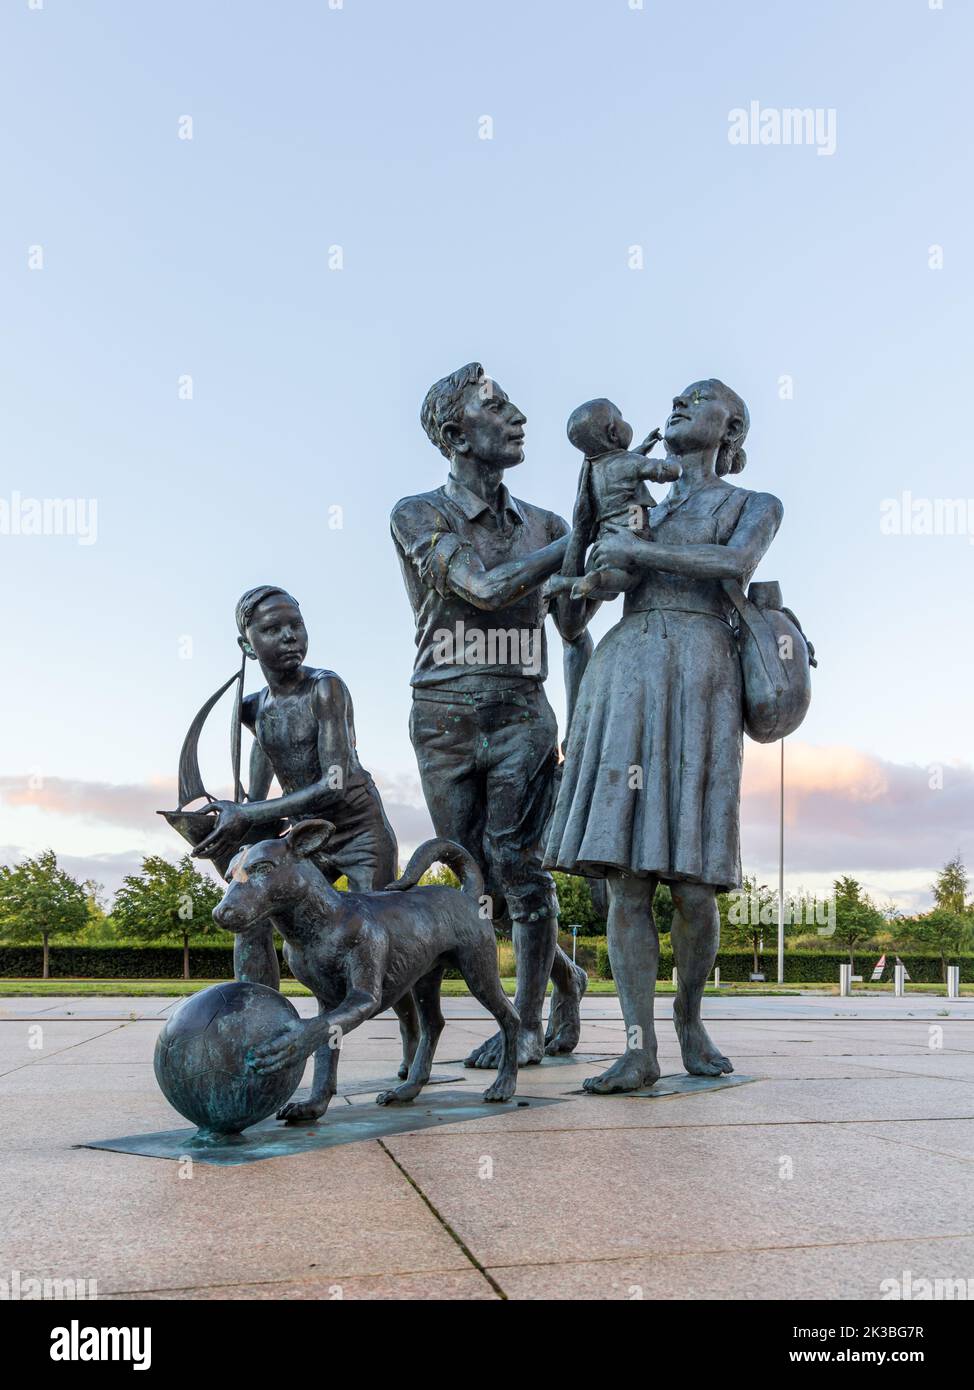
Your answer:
[674,999,733,1076]
[465,1023,543,1069]
[482,1074,516,1103]
[582,1049,660,1094]
[277,1096,332,1123]
[544,963,588,1055]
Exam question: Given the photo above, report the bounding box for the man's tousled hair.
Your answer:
[420,362,485,459]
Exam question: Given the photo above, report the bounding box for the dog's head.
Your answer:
[212,820,336,933]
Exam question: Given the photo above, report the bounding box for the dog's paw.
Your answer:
[277,1099,329,1124]
[376,1087,418,1106]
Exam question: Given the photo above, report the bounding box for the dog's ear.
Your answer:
[288,819,336,859]
[226,848,248,882]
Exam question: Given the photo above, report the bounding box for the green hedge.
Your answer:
[1,942,970,985]
[0,946,264,980]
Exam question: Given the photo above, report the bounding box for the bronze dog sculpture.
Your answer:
[213,819,520,1119]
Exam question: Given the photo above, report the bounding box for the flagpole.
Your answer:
[777,737,785,984]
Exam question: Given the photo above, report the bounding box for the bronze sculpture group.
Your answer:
[161,365,814,1127]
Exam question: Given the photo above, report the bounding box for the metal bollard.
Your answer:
[672,968,678,988]
[839,963,852,997]
[894,961,905,997]
[947,965,960,1000]
[714,967,720,989]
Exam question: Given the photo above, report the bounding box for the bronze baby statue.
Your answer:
[212,819,520,1118]
[545,397,681,601]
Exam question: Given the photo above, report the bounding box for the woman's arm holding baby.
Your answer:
[590,491,783,583]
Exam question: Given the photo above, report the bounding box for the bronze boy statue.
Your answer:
[192,584,419,1096]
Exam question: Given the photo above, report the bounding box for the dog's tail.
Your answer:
[384,839,484,900]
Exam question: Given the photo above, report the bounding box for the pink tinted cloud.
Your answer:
[741,744,973,874]
[1,746,968,882]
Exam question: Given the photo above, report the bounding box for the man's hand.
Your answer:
[192,800,250,862]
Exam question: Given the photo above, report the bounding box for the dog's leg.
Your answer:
[459,941,521,1103]
[277,1002,341,1123]
[391,990,420,1080]
[376,968,445,1105]
[249,978,381,1078]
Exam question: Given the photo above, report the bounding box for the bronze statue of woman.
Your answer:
[544,380,783,1093]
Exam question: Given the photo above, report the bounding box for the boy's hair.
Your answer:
[420,362,485,459]
[235,585,301,637]
[567,398,626,458]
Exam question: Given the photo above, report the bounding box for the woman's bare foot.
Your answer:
[544,963,588,1055]
[465,1023,544,1069]
[582,1048,660,1094]
[674,998,733,1076]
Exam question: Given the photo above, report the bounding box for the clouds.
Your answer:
[0,771,435,898]
[741,743,973,878]
[0,775,177,830]
[1,745,968,905]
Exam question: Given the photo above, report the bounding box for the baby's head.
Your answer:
[567,398,633,458]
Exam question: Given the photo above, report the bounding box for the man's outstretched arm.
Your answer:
[446,535,569,612]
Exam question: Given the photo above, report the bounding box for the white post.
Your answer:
[777,738,785,984]
[839,963,852,997]
[672,968,678,988]
[947,965,960,1000]
[714,966,720,989]
[894,961,905,998]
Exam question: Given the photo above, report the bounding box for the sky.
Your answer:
[1,0,971,913]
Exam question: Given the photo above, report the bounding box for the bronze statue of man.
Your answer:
[391,362,591,1067]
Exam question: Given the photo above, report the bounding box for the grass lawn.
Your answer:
[0,977,837,999]
[0,976,968,999]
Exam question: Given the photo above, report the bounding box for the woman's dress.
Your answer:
[545,480,776,893]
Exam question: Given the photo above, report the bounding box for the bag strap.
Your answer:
[722,578,786,693]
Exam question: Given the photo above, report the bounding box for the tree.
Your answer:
[0,850,89,978]
[79,880,112,942]
[721,875,777,973]
[906,909,974,984]
[111,855,223,979]
[932,854,969,915]
[831,876,884,972]
[552,872,600,932]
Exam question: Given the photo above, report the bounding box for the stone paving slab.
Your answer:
[488,1236,974,1301]
[382,1120,974,1267]
[0,1141,471,1296]
[1,995,972,1300]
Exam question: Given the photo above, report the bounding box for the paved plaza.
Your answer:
[2,993,972,1300]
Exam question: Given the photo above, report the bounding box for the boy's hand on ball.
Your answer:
[248,1021,307,1073]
